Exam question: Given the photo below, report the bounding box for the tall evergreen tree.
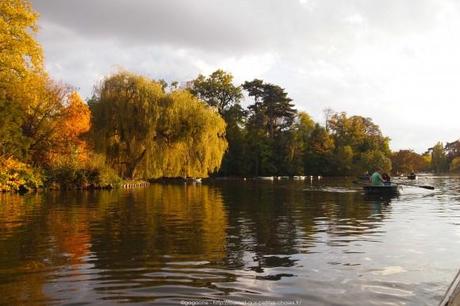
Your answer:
[243,80,297,176]
[243,80,296,138]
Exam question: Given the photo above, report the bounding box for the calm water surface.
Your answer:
[0,176,459,305]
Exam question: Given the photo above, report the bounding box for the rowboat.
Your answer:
[363,184,400,195]
[407,174,417,180]
[439,269,460,306]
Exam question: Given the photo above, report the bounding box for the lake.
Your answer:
[0,176,459,305]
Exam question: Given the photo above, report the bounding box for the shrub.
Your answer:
[45,154,121,189]
[0,157,43,192]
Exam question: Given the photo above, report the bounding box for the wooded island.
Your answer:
[1,0,458,192]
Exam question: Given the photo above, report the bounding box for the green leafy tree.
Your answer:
[336,145,354,174]
[431,142,448,173]
[219,104,248,176]
[189,70,246,176]
[190,69,243,115]
[304,124,335,175]
[328,112,390,153]
[327,111,391,174]
[245,129,276,176]
[280,112,315,175]
[359,150,392,174]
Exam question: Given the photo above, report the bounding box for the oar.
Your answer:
[397,183,435,190]
[354,180,435,190]
[352,180,368,186]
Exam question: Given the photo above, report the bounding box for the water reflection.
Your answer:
[0,178,457,305]
[0,194,53,305]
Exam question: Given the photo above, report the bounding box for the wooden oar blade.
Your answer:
[418,185,435,190]
[397,183,435,190]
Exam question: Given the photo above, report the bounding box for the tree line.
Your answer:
[189,70,395,177]
[0,0,455,191]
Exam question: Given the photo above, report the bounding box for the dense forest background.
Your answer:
[1,0,459,192]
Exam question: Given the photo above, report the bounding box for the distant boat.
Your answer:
[407,174,417,180]
[181,177,202,183]
[256,176,274,181]
[363,184,400,196]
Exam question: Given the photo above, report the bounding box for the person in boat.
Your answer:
[370,168,385,186]
[359,171,371,181]
[382,173,391,185]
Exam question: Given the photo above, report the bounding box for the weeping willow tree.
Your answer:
[90,72,227,179]
[89,72,163,179]
[152,91,228,178]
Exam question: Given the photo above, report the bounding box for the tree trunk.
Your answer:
[125,149,146,179]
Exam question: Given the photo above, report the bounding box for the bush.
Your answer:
[0,157,43,192]
[45,154,121,189]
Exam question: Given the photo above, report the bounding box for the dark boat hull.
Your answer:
[440,269,460,306]
[407,175,417,180]
[363,185,399,195]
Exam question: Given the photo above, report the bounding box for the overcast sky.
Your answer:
[31,0,460,152]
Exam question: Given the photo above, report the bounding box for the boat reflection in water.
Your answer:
[363,184,400,197]
[363,192,396,215]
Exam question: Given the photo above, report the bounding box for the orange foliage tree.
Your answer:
[50,91,91,164]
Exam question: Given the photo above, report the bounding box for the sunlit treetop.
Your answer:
[0,0,43,84]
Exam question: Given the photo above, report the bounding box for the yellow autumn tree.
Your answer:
[89,71,164,178]
[90,71,228,179]
[0,0,43,83]
[0,0,44,158]
[154,90,228,178]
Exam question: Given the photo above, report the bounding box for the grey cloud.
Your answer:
[33,0,444,56]
[33,0,278,54]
